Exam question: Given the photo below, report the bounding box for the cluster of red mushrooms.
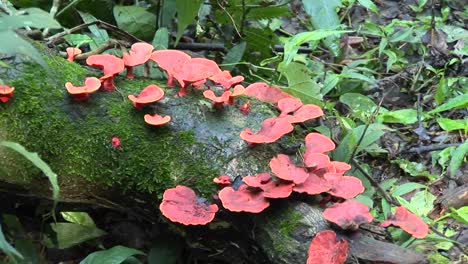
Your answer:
[1,42,429,264]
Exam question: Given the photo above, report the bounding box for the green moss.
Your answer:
[428,253,451,264]
[0,54,219,198]
[262,207,303,254]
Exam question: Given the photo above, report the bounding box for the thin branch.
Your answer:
[216,0,242,38]
[403,143,462,154]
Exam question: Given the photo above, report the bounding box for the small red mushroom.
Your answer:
[208,70,244,89]
[123,42,154,79]
[244,82,292,103]
[86,54,125,91]
[381,206,429,239]
[269,154,309,184]
[242,173,293,199]
[0,85,15,103]
[160,185,219,225]
[65,77,101,102]
[150,49,191,87]
[111,136,121,148]
[213,175,232,185]
[307,230,348,264]
[323,200,373,230]
[174,58,222,96]
[218,185,270,213]
[144,114,171,126]
[66,47,82,62]
[240,117,294,145]
[304,133,336,154]
[203,90,232,109]
[228,84,245,105]
[128,84,165,110]
[239,101,251,115]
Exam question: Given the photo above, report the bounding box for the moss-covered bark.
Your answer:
[0,52,281,199]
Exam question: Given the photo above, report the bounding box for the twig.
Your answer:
[43,0,61,37]
[429,226,468,255]
[216,0,242,38]
[73,39,120,60]
[403,143,462,154]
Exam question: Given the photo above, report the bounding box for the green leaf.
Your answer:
[428,93,468,114]
[0,7,61,30]
[80,245,144,264]
[378,109,418,125]
[283,30,351,65]
[0,30,47,68]
[355,195,374,208]
[221,42,247,71]
[378,37,388,56]
[449,207,468,224]
[175,0,203,45]
[321,72,339,95]
[113,5,156,40]
[333,123,388,162]
[43,223,106,249]
[0,222,23,259]
[383,49,397,73]
[64,34,94,48]
[358,0,379,13]
[301,0,343,56]
[152,27,169,50]
[392,182,427,196]
[340,67,376,83]
[279,62,322,104]
[247,6,290,20]
[382,199,391,218]
[392,158,437,180]
[339,93,378,121]
[61,212,96,227]
[410,191,436,217]
[78,11,109,50]
[437,118,467,132]
[0,141,59,204]
[449,141,468,177]
[435,77,448,105]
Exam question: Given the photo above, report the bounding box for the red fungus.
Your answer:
[330,161,352,175]
[228,84,245,105]
[324,173,365,199]
[65,77,101,102]
[66,47,82,62]
[213,175,232,185]
[239,101,251,115]
[112,136,121,148]
[209,70,244,89]
[278,97,303,116]
[269,154,309,184]
[86,54,125,91]
[242,173,293,199]
[242,173,272,188]
[123,42,154,79]
[128,84,165,110]
[307,230,348,264]
[0,85,15,103]
[203,90,232,109]
[303,152,331,170]
[282,104,324,124]
[144,114,171,126]
[174,58,222,96]
[293,172,331,195]
[150,49,191,86]
[323,200,373,230]
[244,82,292,103]
[381,206,429,239]
[160,185,218,225]
[218,185,270,213]
[240,118,294,144]
[304,133,336,154]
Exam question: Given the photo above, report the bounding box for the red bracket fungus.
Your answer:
[160,185,219,225]
[65,77,101,102]
[240,117,294,145]
[208,70,244,89]
[203,90,232,109]
[303,152,331,170]
[307,230,348,264]
[144,114,171,126]
[218,185,270,213]
[269,154,309,184]
[381,206,429,239]
[66,47,82,62]
[174,58,222,96]
[86,54,125,91]
[293,171,331,195]
[330,161,352,175]
[304,133,336,154]
[324,173,365,199]
[213,175,232,185]
[323,200,373,230]
[277,98,324,124]
[242,173,293,199]
[123,42,154,79]
[128,84,165,110]
[0,85,15,103]
[244,82,292,103]
[150,49,191,87]
[228,84,245,105]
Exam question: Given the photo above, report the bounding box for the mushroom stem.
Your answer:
[101,78,116,91]
[126,66,134,79]
[178,86,188,97]
[71,93,90,102]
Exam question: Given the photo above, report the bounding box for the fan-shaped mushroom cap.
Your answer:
[307,230,349,264]
[123,42,154,79]
[65,77,101,101]
[323,200,373,230]
[244,82,292,103]
[381,206,429,239]
[242,173,272,188]
[278,97,303,115]
[160,185,218,225]
[218,185,270,213]
[86,54,125,91]
[240,118,294,144]
[243,174,293,199]
[66,47,82,62]
[0,85,15,103]
[303,152,331,169]
[304,133,336,154]
[203,90,231,108]
[209,70,244,89]
[144,114,171,126]
[128,84,165,109]
[324,173,364,199]
[330,161,352,175]
[283,104,324,124]
[269,154,309,184]
[293,171,331,195]
[151,50,191,86]
[213,175,232,185]
[228,84,245,104]
[175,58,222,88]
